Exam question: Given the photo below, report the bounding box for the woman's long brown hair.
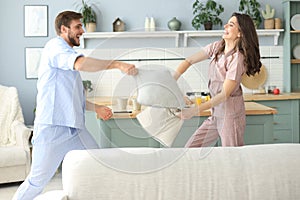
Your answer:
[214,12,262,76]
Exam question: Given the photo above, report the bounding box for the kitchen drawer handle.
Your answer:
[273,122,279,125]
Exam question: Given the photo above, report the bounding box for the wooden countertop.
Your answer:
[87,97,277,119]
[88,93,300,106]
[243,93,300,101]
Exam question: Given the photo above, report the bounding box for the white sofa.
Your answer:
[0,85,31,184]
[35,144,300,200]
[0,121,31,184]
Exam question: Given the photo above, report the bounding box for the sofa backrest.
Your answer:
[62,144,300,200]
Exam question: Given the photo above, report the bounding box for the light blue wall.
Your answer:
[0,0,283,125]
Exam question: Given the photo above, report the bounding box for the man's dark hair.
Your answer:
[55,11,83,35]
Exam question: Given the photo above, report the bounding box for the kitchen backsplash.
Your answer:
[78,46,283,97]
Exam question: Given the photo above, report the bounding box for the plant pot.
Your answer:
[204,22,213,30]
[86,22,96,32]
[264,19,275,29]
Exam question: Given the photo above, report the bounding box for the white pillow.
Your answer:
[135,67,185,108]
[137,107,183,147]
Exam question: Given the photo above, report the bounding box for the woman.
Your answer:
[175,13,261,147]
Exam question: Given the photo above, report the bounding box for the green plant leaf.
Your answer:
[82,80,93,92]
[191,0,224,30]
[80,0,97,25]
[238,0,262,27]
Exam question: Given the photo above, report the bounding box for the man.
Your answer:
[13,11,137,200]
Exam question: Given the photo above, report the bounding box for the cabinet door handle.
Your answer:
[273,122,279,125]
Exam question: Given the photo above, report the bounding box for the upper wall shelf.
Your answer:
[81,29,284,48]
[81,31,180,48]
[291,30,300,33]
[183,29,284,46]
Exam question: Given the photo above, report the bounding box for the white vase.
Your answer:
[150,17,155,31]
[168,17,181,31]
[144,17,150,31]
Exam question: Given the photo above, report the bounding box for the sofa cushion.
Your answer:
[0,85,24,146]
[0,146,27,167]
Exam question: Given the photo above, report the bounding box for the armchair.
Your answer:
[0,85,31,184]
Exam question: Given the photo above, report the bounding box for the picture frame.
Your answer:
[24,5,48,37]
[25,47,43,79]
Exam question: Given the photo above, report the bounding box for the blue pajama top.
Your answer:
[34,36,85,129]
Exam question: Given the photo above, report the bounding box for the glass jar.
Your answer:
[195,92,202,106]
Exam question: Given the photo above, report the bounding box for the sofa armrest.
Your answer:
[12,120,31,150]
[34,190,67,200]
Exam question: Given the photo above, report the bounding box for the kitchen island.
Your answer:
[86,97,277,147]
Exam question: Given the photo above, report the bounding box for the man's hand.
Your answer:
[119,63,138,75]
[95,105,113,121]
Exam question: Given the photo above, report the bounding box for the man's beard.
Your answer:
[68,33,79,47]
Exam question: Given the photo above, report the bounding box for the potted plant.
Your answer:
[80,0,97,32]
[239,0,262,28]
[82,80,93,96]
[261,4,275,29]
[191,0,224,30]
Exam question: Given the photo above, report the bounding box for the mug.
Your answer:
[132,98,141,111]
[275,18,282,29]
[117,97,128,110]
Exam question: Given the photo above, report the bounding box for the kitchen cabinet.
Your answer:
[243,115,274,145]
[171,117,205,147]
[253,100,299,143]
[86,113,202,148]
[283,0,300,92]
[85,109,275,148]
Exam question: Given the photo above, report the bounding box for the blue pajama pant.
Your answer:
[13,124,99,200]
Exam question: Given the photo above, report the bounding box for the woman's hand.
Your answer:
[184,96,194,105]
[176,107,198,120]
[95,105,113,121]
